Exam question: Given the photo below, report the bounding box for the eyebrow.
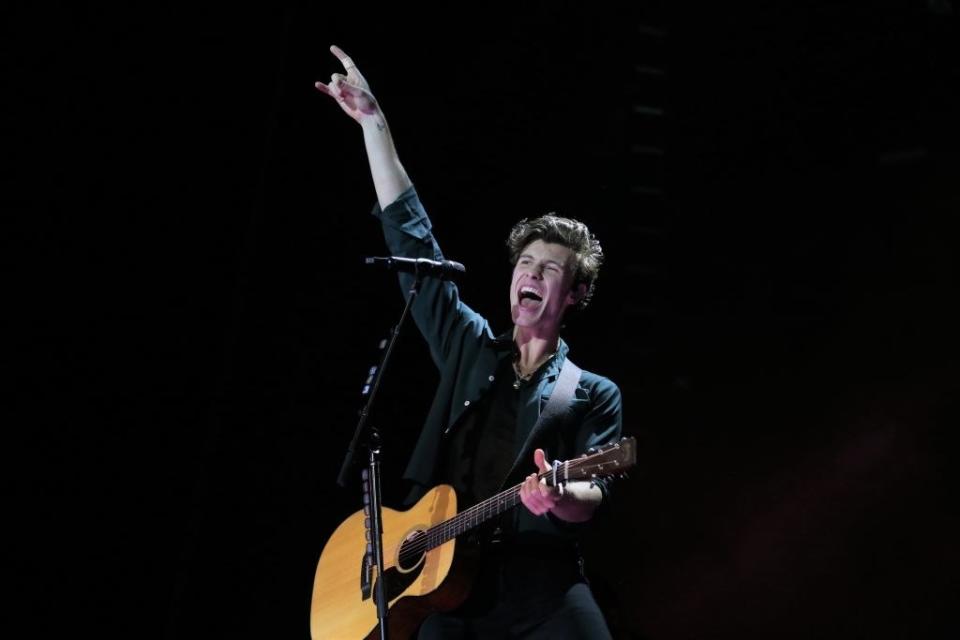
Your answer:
[519,253,565,268]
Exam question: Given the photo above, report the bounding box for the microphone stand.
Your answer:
[337,270,425,640]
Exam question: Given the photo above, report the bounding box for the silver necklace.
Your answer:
[512,353,556,390]
[512,361,533,390]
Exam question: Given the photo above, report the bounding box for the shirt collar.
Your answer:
[492,331,570,381]
[544,338,570,382]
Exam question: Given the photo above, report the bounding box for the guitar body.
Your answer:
[309,437,637,639]
[311,484,472,640]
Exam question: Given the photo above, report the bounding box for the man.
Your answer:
[316,45,622,639]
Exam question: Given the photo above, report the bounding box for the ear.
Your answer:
[566,283,588,308]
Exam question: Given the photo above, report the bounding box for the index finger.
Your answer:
[330,44,356,71]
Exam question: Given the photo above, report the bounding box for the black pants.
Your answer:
[416,546,612,640]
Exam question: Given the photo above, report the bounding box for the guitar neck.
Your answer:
[420,438,635,551]
[421,482,525,551]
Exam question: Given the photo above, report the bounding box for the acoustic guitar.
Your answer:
[310,437,636,639]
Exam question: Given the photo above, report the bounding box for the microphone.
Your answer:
[365,256,466,281]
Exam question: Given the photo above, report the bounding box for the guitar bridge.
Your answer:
[360,553,372,600]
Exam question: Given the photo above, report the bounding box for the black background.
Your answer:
[8,2,959,638]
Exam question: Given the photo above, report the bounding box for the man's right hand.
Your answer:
[315,45,411,208]
[314,45,379,124]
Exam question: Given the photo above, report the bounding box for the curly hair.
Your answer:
[506,214,604,311]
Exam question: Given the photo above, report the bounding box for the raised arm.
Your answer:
[314,45,412,209]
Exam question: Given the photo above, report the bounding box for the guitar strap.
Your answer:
[501,356,583,490]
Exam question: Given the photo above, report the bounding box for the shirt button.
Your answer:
[464,400,470,407]
[488,375,495,382]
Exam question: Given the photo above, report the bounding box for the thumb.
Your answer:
[533,448,551,473]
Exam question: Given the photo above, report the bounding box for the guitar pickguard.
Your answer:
[373,562,424,603]
[363,529,427,602]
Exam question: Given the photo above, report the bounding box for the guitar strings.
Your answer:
[396,455,612,560]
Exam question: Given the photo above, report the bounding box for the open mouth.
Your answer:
[518,286,543,308]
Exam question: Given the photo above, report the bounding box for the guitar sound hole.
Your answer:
[397,530,427,572]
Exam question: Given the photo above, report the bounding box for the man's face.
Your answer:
[509,239,582,333]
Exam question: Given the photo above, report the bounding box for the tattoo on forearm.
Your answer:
[375,119,386,132]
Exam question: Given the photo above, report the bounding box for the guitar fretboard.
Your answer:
[398,438,633,563]
[424,483,524,550]
[416,439,633,551]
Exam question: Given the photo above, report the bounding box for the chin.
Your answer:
[513,312,546,330]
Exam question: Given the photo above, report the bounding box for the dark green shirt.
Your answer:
[442,356,520,509]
